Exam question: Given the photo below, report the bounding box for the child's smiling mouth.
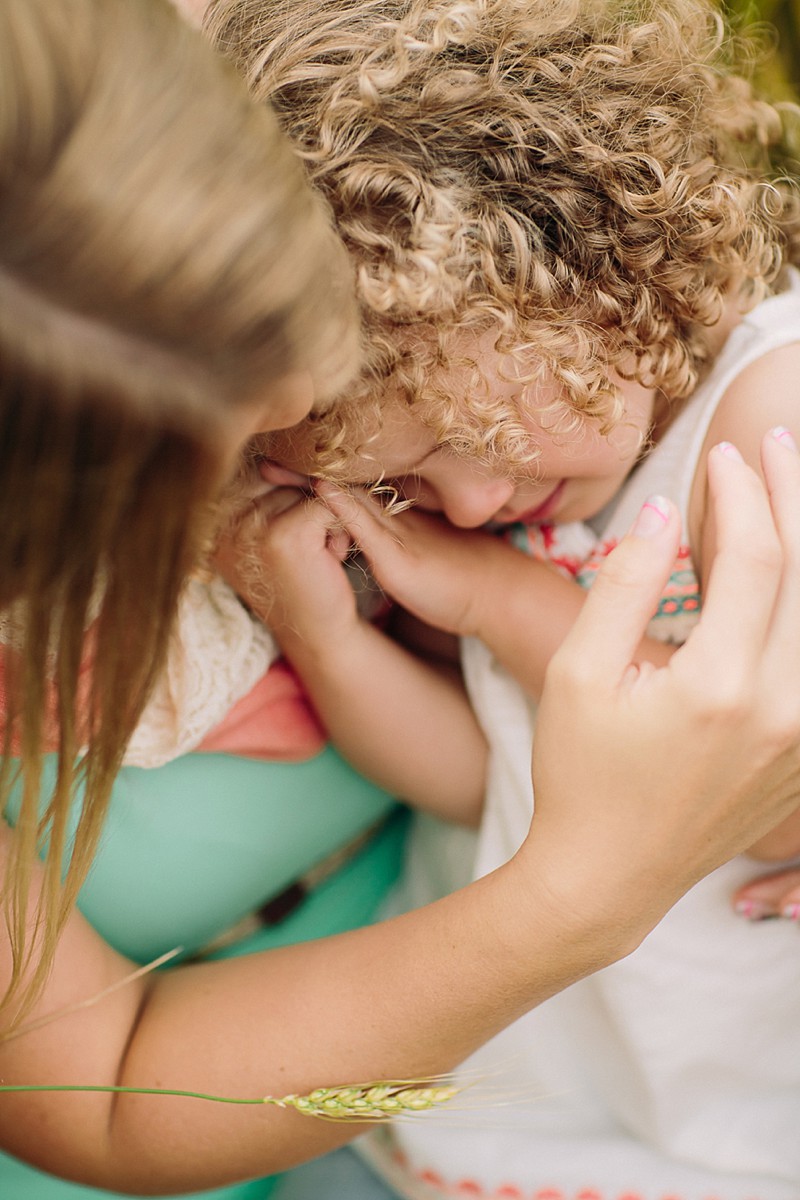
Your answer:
[498,479,567,526]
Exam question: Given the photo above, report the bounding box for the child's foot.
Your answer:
[733,868,800,921]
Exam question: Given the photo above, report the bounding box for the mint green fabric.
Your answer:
[1,749,408,1199]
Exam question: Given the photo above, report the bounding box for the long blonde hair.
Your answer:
[208,0,800,475]
[0,0,359,1025]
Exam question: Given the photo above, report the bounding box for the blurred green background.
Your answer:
[724,0,800,99]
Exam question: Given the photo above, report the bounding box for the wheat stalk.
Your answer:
[0,951,464,1119]
[0,1078,463,1122]
[279,1081,462,1120]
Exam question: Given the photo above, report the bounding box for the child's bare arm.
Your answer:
[215,492,487,825]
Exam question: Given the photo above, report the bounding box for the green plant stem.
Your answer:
[0,1084,265,1104]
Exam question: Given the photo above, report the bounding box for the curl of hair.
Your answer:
[208,0,800,473]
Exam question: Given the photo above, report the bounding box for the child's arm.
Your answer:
[215,490,487,826]
[318,483,674,701]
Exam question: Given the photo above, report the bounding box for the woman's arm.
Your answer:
[691,343,800,860]
[2,433,799,1195]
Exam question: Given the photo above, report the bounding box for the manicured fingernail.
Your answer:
[713,441,744,461]
[630,494,670,538]
[782,902,800,921]
[734,898,772,921]
[770,425,799,452]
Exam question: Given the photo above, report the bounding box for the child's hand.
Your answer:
[214,487,361,649]
[316,482,516,637]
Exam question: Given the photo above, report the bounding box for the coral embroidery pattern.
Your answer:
[384,1140,727,1200]
[576,540,702,645]
[502,521,703,647]
[503,520,589,579]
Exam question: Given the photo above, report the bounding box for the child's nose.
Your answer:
[441,477,515,528]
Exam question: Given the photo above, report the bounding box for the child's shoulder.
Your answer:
[702,272,800,458]
[704,338,800,469]
[689,336,800,577]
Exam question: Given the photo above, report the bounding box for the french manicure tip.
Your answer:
[714,441,743,461]
[630,494,670,538]
[770,425,799,451]
[734,899,768,921]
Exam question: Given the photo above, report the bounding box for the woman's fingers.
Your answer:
[758,429,800,688]
[547,495,681,686]
[535,433,800,880]
[687,443,782,685]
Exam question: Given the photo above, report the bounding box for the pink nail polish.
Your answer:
[770,425,799,452]
[734,899,771,921]
[631,494,670,538]
[714,441,744,462]
[782,902,800,921]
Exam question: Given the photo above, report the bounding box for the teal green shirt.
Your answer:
[2,748,406,1199]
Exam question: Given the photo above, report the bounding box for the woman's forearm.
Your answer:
[0,833,624,1194]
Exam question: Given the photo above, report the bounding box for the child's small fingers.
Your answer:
[254,486,310,522]
[315,483,398,553]
[258,459,315,490]
[327,527,353,562]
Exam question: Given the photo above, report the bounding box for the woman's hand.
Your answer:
[523,431,800,949]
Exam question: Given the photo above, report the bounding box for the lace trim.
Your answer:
[124,575,277,767]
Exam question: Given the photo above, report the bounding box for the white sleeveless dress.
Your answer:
[364,269,800,1200]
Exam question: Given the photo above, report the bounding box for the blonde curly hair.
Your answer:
[209,0,800,477]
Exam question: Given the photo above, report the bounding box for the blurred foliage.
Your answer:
[723,0,800,100]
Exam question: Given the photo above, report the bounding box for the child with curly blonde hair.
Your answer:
[205,0,800,1195]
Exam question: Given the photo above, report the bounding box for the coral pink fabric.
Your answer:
[0,651,325,764]
[196,658,326,762]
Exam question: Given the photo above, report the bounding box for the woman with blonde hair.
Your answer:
[1,3,800,1200]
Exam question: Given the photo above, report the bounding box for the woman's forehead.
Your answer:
[266,328,538,481]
